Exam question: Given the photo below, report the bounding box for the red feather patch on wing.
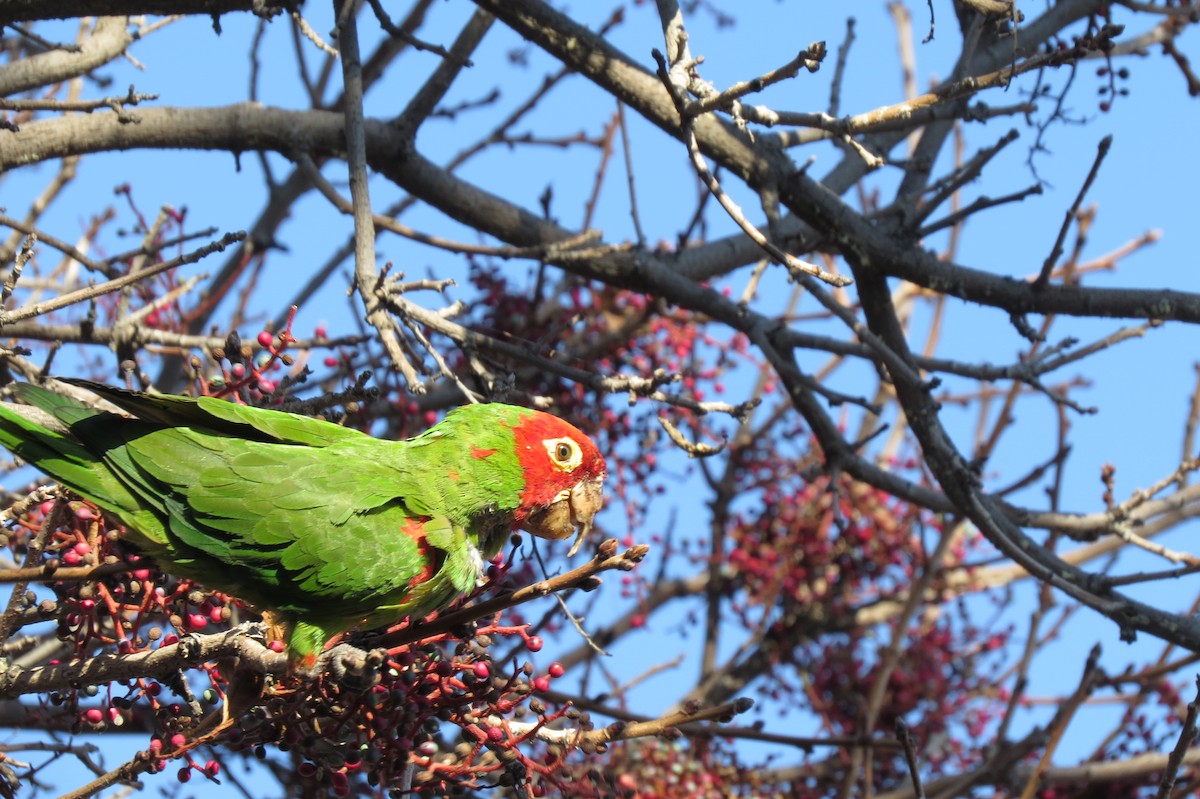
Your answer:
[401,517,438,589]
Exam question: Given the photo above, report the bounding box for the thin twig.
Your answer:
[369,539,649,649]
[332,0,422,391]
[1156,675,1200,798]
[1034,135,1113,289]
[0,232,245,327]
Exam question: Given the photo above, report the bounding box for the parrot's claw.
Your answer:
[231,621,269,644]
[316,643,387,691]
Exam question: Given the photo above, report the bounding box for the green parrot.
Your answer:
[0,381,606,668]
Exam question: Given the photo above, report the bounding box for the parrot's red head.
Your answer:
[511,411,607,556]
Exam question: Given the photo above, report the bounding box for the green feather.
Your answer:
[0,383,539,665]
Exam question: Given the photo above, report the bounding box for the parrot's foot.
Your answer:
[231,620,269,644]
[313,643,387,691]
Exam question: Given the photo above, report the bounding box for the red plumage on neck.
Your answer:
[511,412,605,522]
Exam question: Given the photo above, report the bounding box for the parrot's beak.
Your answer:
[523,474,605,556]
[565,474,605,557]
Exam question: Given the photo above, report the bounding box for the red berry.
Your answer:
[268,639,286,653]
[548,662,565,678]
[526,635,543,652]
[187,613,207,630]
[204,760,220,777]
[170,733,187,749]
[257,331,274,348]
[177,767,191,783]
[315,325,328,338]
[533,676,550,692]
[474,662,490,679]
[84,708,104,724]
[487,726,505,742]
[323,356,338,368]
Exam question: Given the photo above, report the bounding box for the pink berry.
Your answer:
[268,640,286,653]
[187,614,207,630]
[256,379,276,394]
[84,708,104,724]
[526,635,543,652]
[315,325,328,338]
[170,733,187,749]
[487,726,504,743]
[324,356,338,368]
[533,676,550,692]
[474,662,490,679]
[257,331,274,348]
[204,760,220,777]
[548,662,565,678]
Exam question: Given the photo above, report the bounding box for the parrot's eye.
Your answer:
[543,437,583,472]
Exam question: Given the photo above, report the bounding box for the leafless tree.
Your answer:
[0,1,1199,797]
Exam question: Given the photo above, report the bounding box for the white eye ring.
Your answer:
[543,437,583,472]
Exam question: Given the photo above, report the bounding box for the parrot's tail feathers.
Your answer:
[11,382,98,417]
[58,378,364,448]
[0,395,115,500]
[0,388,169,550]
